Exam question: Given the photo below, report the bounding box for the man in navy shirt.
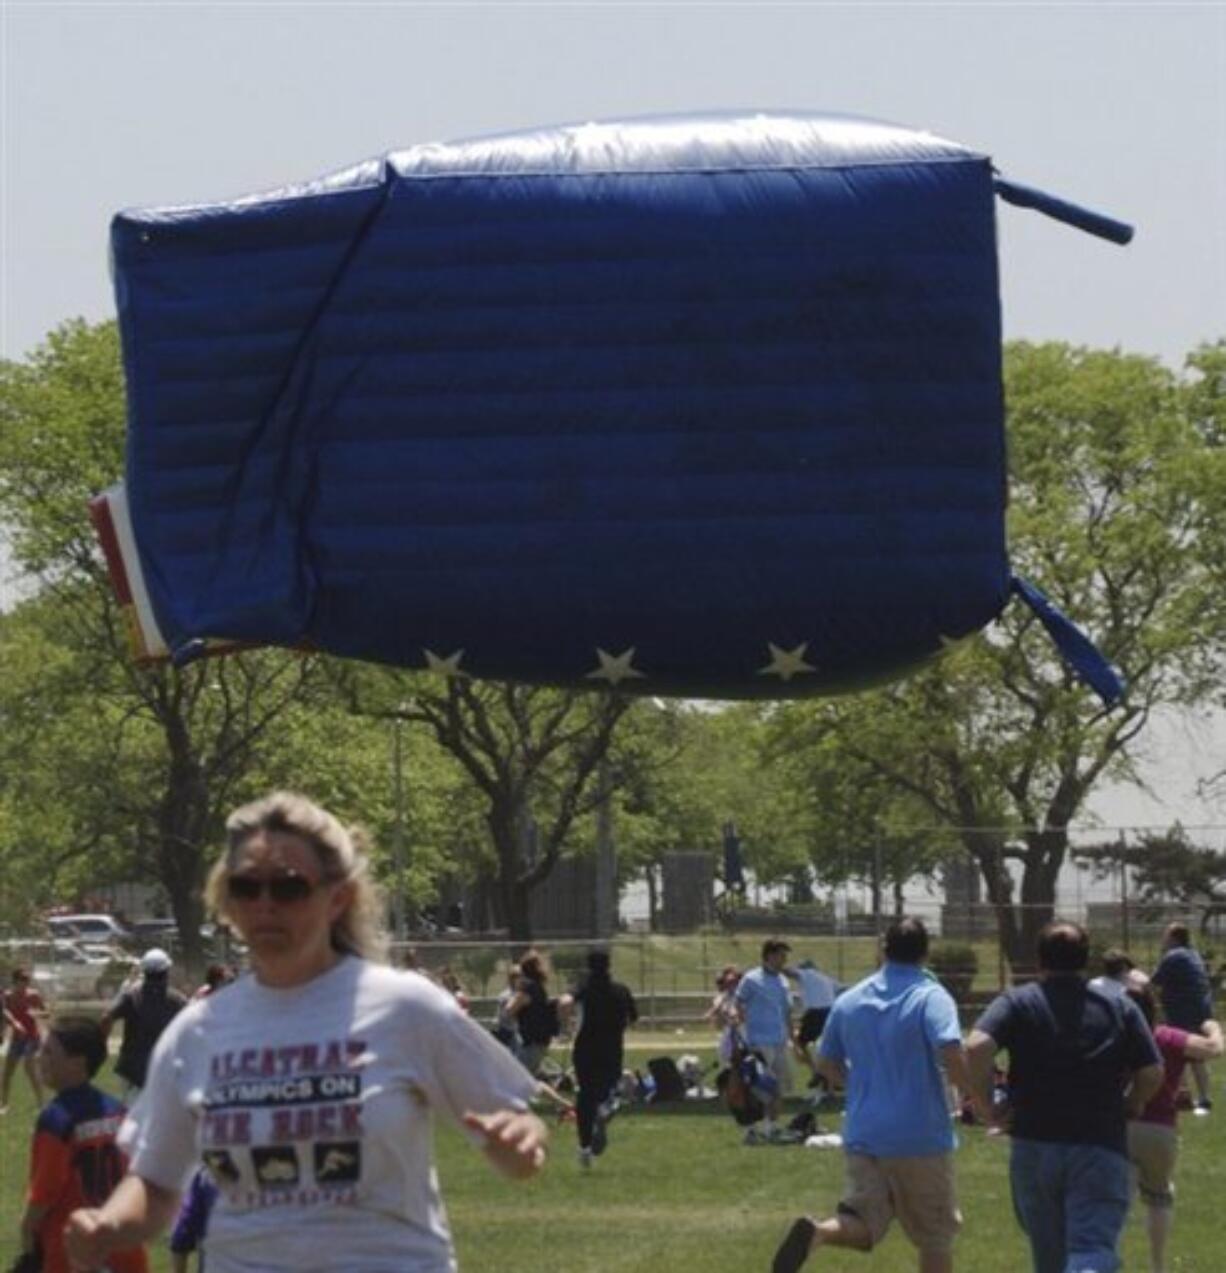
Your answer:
[967,921,1163,1273]
[1151,922,1215,1114]
[771,917,973,1273]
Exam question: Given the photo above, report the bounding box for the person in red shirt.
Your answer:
[2,967,47,1111]
[1126,985,1223,1273]
[19,1015,148,1273]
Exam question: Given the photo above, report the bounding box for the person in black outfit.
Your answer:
[568,948,638,1169]
[967,921,1163,1273]
[99,948,188,1095]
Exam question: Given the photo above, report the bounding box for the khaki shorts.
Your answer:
[754,1043,793,1095]
[1128,1121,1178,1208]
[838,1152,962,1254]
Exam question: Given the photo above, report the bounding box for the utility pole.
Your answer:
[1119,830,1130,952]
[595,759,616,940]
[392,703,408,941]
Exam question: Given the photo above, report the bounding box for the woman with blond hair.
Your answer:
[65,792,547,1272]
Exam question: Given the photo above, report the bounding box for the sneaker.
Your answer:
[578,1148,593,1169]
[772,1216,818,1273]
[743,1127,763,1146]
[1194,1101,1212,1117]
[592,1112,608,1156]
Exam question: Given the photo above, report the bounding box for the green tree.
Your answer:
[1077,825,1226,937]
[0,321,335,966]
[338,667,635,942]
[767,726,954,916]
[768,343,1220,969]
[600,702,810,926]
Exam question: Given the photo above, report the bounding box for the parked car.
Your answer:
[0,938,126,1000]
[129,917,178,940]
[45,913,132,944]
[77,943,141,996]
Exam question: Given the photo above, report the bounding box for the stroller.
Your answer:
[717,1030,777,1126]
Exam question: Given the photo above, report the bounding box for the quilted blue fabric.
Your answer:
[109,112,1121,700]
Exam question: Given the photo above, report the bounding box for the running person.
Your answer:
[506,951,559,1077]
[101,949,188,1097]
[789,958,838,1087]
[2,967,47,1111]
[1151,923,1215,1114]
[1125,985,1223,1273]
[568,949,638,1168]
[64,791,547,1273]
[19,1016,147,1273]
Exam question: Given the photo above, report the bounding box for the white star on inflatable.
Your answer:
[585,647,646,686]
[758,641,816,682]
[423,648,466,678]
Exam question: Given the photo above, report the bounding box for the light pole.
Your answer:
[392,702,408,941]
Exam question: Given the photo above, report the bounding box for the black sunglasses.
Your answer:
[226,873,323,904]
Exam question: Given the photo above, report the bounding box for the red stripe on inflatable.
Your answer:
[88,493,135,607]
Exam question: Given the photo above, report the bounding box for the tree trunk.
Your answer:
[157,720,211,984]
[504,880,534,947]
[165,875,206,981]
[964,827,1067,976]
[488,805,536,945]
[892,875,905,918]
[962,829,1021,974]
[646,865,659,932]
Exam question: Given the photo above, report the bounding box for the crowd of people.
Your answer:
[769,918,1222,1273]
[0,790,1220,1272]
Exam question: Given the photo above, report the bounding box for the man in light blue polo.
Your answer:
[771,917,975,1273]
[735,937,794,1143]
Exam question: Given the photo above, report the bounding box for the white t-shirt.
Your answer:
[119,957,538,1272]
[794,967,838,1011]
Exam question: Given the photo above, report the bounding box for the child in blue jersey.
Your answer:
[18,1016,148,1273]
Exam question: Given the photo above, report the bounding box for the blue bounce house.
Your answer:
[94,111,1129,703]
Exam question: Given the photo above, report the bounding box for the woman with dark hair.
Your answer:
[1126,984,1223,1273]
[506,951,558,1077]
[1,967,46,1111]
[568,950,638,1169]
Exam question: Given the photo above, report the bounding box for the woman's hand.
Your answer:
[463,1109,548,1179]
[63,1208,119,1270]
[62,1174,180,1269]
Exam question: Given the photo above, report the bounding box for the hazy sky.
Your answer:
[2,1,1224,829]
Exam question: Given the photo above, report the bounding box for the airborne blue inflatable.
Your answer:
[103,112,1128,702]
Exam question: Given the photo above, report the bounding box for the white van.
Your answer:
[0,939,129,1001]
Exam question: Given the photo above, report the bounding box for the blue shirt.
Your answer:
[735,966,791,1046]
[819,962,962,1157]
[1151,947,1212,1028]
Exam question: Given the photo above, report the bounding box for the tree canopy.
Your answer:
[766,342,1225,967]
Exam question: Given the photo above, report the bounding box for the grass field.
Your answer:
[1,1043,1224,1271]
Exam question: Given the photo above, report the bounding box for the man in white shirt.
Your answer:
[789,959,839,1088]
